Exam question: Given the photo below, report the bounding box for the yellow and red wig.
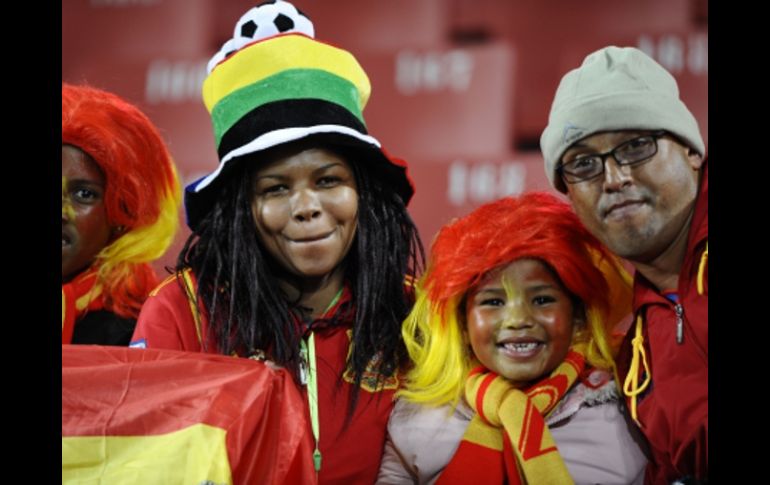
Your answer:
[399,192,632,407]
[62,83,182,318]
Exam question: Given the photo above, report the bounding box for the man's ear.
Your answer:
[687,147,704,171]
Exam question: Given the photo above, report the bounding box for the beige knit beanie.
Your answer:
[540,46,704,192]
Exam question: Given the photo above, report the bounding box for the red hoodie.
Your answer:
[616,160,708,483]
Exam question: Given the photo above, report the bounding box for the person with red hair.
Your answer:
[377,192,647,484]
[62,83,181,345]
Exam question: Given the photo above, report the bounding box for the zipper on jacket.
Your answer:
[674,303,684,344]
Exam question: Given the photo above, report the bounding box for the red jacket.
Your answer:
[616,161,708,483]
[132,273,398,485]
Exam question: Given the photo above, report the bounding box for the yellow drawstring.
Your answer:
[697,242,708,296]
[623,314,651,425]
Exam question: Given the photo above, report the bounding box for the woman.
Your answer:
[377,193,647,484]
[62,83,181,346]
[132,2,423,483]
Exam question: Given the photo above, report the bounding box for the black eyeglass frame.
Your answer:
[557,130,667,184]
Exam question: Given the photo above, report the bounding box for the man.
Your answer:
[540,46,707,484]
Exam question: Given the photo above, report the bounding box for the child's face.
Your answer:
[465,258,579,387]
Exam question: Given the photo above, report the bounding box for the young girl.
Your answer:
[62,83,181,345]
[131,2,423,483]
[377,192,647,484]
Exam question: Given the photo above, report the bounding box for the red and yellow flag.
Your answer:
[62,345,316,484]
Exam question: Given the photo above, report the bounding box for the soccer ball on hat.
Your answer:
[232,0,314,51]
[206,1,315,74]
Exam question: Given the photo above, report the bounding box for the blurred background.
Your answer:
[62,0,708,273]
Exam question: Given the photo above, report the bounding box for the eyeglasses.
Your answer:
[557,131,666,184]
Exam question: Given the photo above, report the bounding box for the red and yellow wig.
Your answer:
[62,83,182,319]
[399,192,632,406]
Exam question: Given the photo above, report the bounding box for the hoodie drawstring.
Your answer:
[697,242,708,296]
[623,314,651,426]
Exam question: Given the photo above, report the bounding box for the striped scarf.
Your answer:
[61,269,104,344]
[437,346,586,485]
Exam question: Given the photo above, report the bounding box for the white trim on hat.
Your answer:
[193,125,382,192]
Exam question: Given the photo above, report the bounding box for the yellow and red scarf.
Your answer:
[61,269,105,344]
[437,347,586,485]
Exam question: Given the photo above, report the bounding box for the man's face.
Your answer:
[563,131,703,263]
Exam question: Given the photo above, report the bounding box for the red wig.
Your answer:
[426,192,614,319]
[62,83,181,318]
[400,192,632,405]
[62,84,178,230]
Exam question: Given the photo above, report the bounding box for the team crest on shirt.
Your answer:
[342,329,400,392]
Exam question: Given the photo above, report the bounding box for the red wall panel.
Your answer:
[361,42,515,161]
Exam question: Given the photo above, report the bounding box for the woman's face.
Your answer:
[465,258,580,387]
[62,144,112,282]
[251,147,358,280]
